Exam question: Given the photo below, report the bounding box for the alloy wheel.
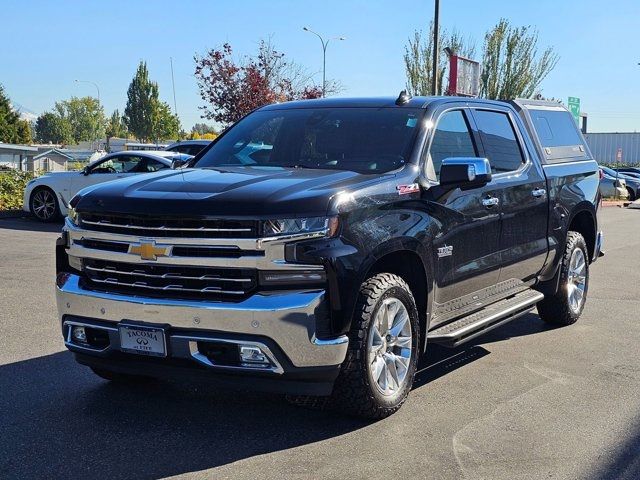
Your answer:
[32,189,57,220]
[367,297,413,396]
[567,248,587,313]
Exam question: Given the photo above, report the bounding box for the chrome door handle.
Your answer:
[532,188,547,198]
[482,196,500,207]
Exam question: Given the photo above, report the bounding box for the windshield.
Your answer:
[194,107,423,173]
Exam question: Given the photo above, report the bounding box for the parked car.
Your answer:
[601,166,637,200]
[614,167,640,177]
[23,150,191,222]
[165,140,211,156]
[56,96,602,419]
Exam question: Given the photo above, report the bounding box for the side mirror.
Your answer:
[82,166,89,176]
[439,157,492,190]
[171,158,188,169]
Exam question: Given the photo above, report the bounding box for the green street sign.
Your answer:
[568,96,580,125]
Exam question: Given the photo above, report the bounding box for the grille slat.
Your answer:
[80,214,259,238]
[82,259,257,301]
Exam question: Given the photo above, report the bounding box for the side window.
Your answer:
[121,155,144,173]
[90,156,124,174]
[428,110,477,180]
[473,110,524,173]
[145,159,168,172]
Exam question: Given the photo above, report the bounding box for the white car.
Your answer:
[23,150,191,222]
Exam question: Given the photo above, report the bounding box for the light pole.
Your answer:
[432,0,440,95]
[74,79,100,103]
[303,27,345,97]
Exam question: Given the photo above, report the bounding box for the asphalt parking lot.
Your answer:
[0,208,639,480]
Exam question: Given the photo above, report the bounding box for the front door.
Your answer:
[422,107,503,324]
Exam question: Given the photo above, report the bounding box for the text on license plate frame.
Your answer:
[119,324,167,357]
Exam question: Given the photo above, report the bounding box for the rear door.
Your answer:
[469,107,548,284]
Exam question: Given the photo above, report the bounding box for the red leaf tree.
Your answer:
[194,40,325,126]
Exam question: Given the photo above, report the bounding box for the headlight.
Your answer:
[67,206,79,226]
[26,179,36,186]
[262,216,339,238]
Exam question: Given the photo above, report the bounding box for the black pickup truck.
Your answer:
[55,94,602,419]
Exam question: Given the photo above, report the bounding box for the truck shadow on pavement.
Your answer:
[0,313,584,479]
[0,216,63,233]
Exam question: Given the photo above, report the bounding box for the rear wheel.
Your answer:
[537,231,589,326]
[30,187,60,222]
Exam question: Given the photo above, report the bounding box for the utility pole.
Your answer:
[170,57,178,117]
[431,0,440,95]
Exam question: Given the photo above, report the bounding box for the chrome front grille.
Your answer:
[80,213,259,238]
[82,259,257,301]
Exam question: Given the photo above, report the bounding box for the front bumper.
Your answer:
[56,273,349,393]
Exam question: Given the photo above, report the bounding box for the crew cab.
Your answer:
[55,94,602,419]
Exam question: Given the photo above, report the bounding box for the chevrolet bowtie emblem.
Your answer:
[128,240,171,261]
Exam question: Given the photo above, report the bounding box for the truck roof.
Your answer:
[260,96,515,110]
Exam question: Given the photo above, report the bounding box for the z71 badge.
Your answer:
[397,183,420,195]
[437,245,453,258]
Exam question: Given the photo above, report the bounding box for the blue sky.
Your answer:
[2,0,638,132]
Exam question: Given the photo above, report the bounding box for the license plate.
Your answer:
[119,324,166,357]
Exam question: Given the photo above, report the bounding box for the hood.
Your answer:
[74,166,393,217]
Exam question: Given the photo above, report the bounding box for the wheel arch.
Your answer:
[357,243,432,352]
[567,206,596,262]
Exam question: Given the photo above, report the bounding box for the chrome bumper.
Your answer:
[56,274,349,369]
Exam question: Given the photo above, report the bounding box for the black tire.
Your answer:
[90,367,155,384]
[30,186,60,222]
[626,187,635,201]
[537,231,589,326]
[328,273,421,419]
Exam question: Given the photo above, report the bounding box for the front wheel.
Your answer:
[537,231,589,326]
[329,273,420,419]
[30,187,60,222]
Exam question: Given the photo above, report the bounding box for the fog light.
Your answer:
[72,326,87,343]
[239,345,269,366]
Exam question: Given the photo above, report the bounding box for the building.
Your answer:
[30,148,104,172]
[0,143,38,170]
[584,133,640,165]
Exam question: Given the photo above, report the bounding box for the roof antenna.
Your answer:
[395,90,412,106]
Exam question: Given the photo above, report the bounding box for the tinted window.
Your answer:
[474,110,524,173]
[428,110,476,179]
[195,108,423,174]
[90,156,124,174]
[531,110,582,148]
[144,158,169,172]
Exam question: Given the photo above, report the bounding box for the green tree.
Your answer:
[16,120,32,144]
[105,109,127,151]
[480,19,559,100]
[404,23,476,96]
[124,61,179,142]
[35,112,73,144]
[0,84,30,144]
[54,96,105,143]
[152,101,180,141]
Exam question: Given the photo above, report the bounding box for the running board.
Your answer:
[427,289,544,348]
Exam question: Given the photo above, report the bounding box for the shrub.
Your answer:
[0,170,35,210]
